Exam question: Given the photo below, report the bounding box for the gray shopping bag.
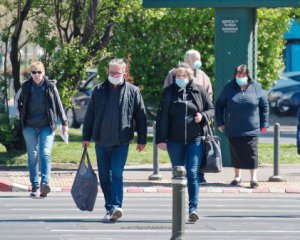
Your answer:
[71,148,98,211]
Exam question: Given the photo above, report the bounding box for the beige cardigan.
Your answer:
[163,68,213,100]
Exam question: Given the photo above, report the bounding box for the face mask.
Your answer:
[193,60,202,69]
[108,75,124,85]
[175,78,189,89]
[236,77,248,87]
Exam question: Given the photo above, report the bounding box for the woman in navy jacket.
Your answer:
[215,64,269,188]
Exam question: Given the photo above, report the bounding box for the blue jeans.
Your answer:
[95,144,129,212]
[22,127,55,189]
[167,140,202,213]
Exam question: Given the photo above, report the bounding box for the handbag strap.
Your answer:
[202,114,214,137]
[80,148,93,169]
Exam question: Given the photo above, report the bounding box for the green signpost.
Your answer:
[143,0,300,166]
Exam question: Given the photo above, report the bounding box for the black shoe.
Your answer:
[250,181,259,188]
[230,179,241,186]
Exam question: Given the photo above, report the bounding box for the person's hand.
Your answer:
[194,112,203,123]
[260,128,267,133]
[62,125,69,134]
[82,141,89,148]
[157,143,167,151]
[137,144,146,152]
[218,125,225,132]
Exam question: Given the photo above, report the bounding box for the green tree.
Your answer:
[102,4,215,107]
[103,5,292,108]
[257,8,291,89]
[31,0,137,107]
[0,1,297,153]
[0,0,37,152]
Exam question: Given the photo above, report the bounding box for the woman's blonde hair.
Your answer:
[31,61,45,71]
[174,62,194,81]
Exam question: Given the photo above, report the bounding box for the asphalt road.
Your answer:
[259,126,296,144]
[0,192,300,240]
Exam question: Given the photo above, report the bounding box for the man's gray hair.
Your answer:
[184,49,201,62]
[109,58,126,72]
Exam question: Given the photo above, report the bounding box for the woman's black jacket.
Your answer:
[15,77,68,131]
[155,82,215,144]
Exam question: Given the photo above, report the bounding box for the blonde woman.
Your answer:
[156,63,214,222]
[15,61,68,197]
[164,49,213,185]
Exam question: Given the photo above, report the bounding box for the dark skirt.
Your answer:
[228,136,258,169]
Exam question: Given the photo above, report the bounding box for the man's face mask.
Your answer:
[108,75,124,85]
[193,60,202,69]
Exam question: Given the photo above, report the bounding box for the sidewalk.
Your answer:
[1,164,300,194]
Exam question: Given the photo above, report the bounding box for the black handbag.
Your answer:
[71,148,98,211]
[200,116,222,173]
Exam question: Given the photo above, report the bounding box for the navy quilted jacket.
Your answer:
[215,78,269,137]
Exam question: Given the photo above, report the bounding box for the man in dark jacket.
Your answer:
[82,58,147,221]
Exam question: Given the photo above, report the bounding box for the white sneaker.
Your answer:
[104,211,111,221]
[110,208,123,221]
[29,188,39,197]
[188,211,199,222]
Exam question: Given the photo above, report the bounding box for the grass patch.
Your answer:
[258,143,300,164]
[0,128,299,166]
[0,128,170,166]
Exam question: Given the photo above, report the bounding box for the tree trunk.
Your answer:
[81,0,98,45]
[10,0,33,93]
[72,0,84,38]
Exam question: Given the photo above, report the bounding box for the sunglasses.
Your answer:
[31,71,43,74]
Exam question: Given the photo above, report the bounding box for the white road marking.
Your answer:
[10,208,300,212]
[51,229,300,233]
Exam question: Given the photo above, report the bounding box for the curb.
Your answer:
[1,179,300,194]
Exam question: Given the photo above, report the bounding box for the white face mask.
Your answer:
[108,75,124,85]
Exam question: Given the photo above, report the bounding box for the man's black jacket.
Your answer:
[82,80,147,145]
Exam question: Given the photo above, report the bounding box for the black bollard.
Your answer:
[149,121,163,180]
[171,166,187,240]
[269,123,285,182]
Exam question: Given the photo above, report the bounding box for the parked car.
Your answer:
[268,72,300,115]
[66,69,99,128]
